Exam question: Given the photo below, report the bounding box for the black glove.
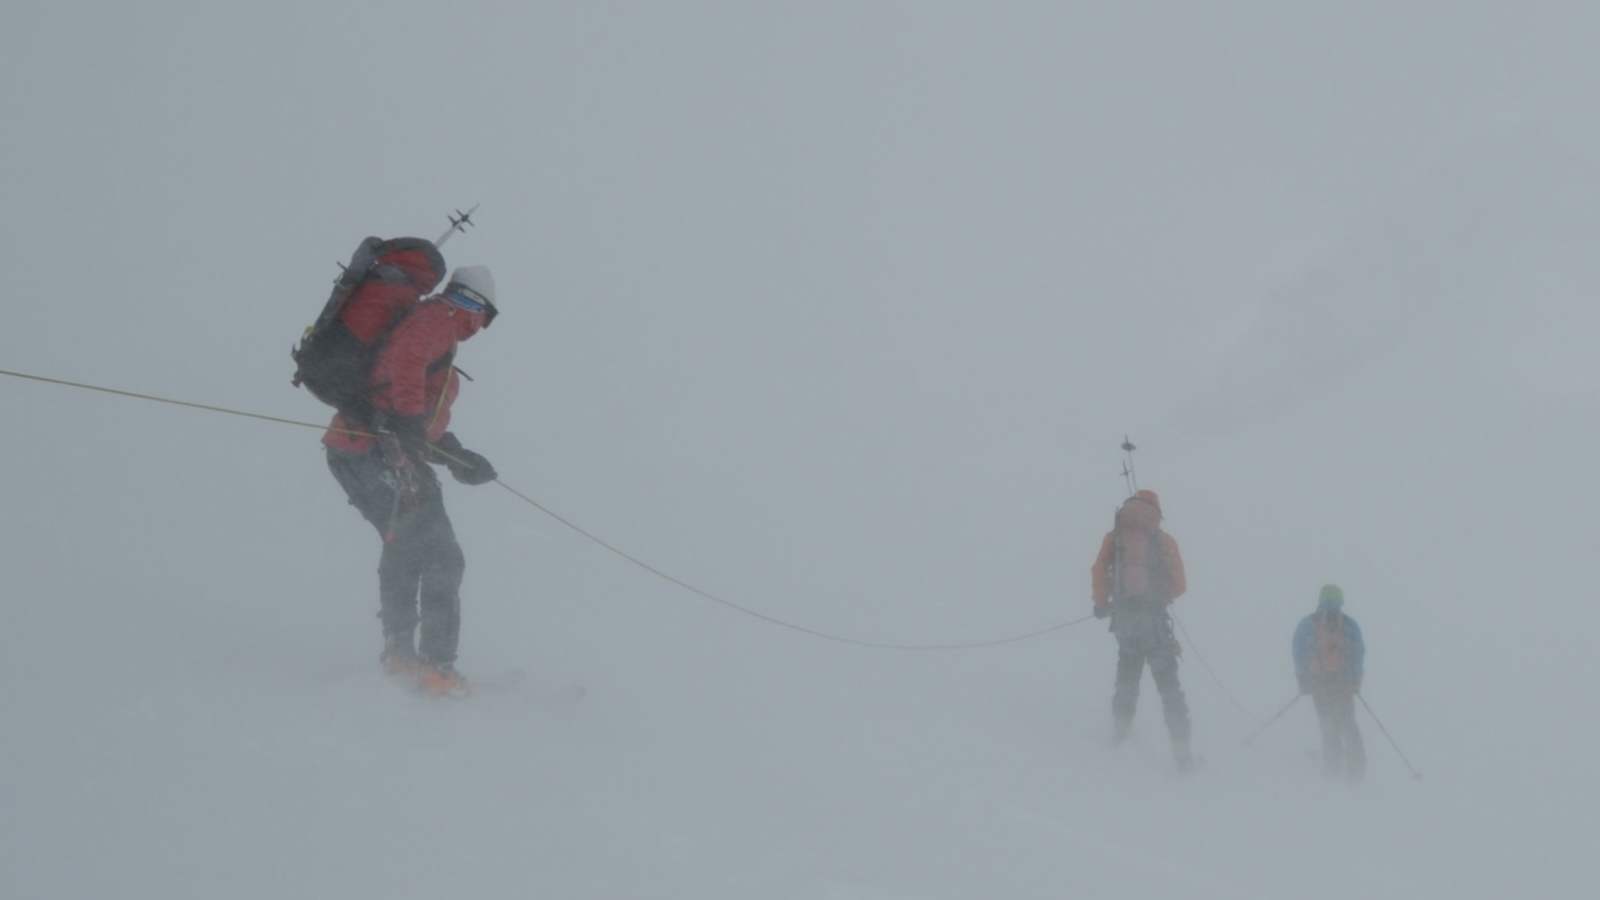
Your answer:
[449,448,496,485]
[1093,605,1111,620]
[433,432,496,485]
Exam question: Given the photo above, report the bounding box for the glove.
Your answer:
[448,448,497,485]
[433,432,496,485]
[1093,605,1111,620]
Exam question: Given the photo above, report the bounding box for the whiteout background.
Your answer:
[3,3,1594,898]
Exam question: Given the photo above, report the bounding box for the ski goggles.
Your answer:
[443,284,498,326]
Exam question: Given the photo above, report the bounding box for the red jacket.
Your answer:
[324,299,488,454]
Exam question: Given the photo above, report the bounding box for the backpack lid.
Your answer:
[1116,492,1162,532]
[375,238,447,292]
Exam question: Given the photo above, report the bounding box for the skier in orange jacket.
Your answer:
[1091,489,1193,770]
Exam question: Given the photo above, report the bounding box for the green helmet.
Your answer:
[1318,583,1345,611]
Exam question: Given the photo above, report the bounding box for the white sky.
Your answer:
[3,3,1597,898]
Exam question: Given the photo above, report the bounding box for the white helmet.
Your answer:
[442,265,498,324]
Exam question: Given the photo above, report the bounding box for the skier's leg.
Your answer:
[1336,691,1365,780]
[1311,690,1342,776]
[416,527,464,665]
[1112,641,1144,742]
[413,476,466,667]
[377,540,423,648]
[329,449,419,654]
[1148,644,1192,765]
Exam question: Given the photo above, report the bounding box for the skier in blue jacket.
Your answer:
[1293,585,1366,780]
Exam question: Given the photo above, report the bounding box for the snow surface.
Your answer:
[4,3,1597,898]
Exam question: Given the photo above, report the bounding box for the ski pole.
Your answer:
[1357,693,1423,781]
[1242,693,1303,747]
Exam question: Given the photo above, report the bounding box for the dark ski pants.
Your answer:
[328,448,465,665]
[1110,611,1191,744]
[1311,688,1366,780]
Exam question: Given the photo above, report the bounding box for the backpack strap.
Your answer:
[1110,512,1124,602]
[1148,531,1167,601]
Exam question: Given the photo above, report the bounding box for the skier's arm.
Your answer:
[1292,619,1312,679]
[1348,619,1365,688]
[1091,534,1114,611]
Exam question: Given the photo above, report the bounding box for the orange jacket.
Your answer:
[1091,492,1186,611]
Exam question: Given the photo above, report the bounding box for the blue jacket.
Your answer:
[1292,612,1364,683]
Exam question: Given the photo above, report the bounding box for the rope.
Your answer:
[499,480,1096,650]
[501,475,1093,649]
[2,365,1091,652]
[0,367,373,439]
[1173,614,1255,717]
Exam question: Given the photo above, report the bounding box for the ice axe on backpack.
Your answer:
[435,203,478,248]
[1120,435,1139,497]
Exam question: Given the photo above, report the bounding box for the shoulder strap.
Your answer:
[1110,517,1124,601]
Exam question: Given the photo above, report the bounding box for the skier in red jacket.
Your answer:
[325,265,499,696]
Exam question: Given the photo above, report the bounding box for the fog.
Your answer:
[3,3,1595,898]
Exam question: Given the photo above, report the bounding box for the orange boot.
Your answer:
[417,662,470,698]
